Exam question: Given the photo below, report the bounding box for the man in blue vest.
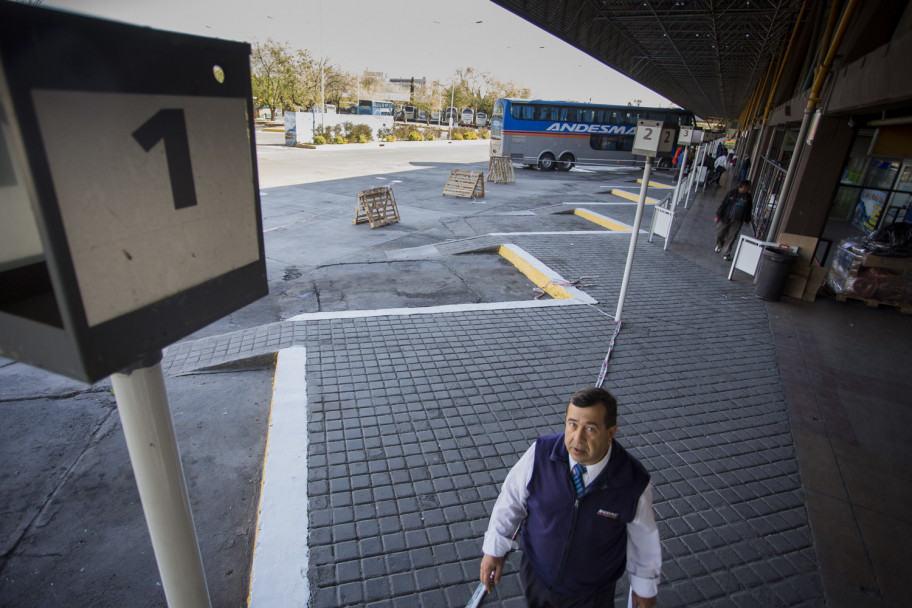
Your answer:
[479,387,661,607]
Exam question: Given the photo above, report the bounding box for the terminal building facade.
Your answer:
[493,0,912,308]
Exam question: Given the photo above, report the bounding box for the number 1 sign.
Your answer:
[0,3,267,382]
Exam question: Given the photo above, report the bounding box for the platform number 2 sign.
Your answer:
[632,120,663,157]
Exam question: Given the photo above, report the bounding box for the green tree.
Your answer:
[250,39,297,118]
[441,68,533,116]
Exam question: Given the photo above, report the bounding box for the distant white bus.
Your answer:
[459,108,474,126]
[358,99,394,116]
[490,98,695,170]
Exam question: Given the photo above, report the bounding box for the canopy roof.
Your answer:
[491,0,805,120]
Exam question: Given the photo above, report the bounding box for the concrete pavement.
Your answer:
[242,153,821,607]
[3,133,910,607]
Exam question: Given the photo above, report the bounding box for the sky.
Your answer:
[42,0,673,107]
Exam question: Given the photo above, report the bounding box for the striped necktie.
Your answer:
[572,463,587,498]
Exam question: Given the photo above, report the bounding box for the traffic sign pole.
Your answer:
[616,155,654,322]
[111,352,212,608]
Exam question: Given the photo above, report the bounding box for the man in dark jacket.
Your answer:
[479,387,661,607]
[714,180,754,260]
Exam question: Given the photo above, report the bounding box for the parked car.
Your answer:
[431,110,442,123]
[417,109,428,123]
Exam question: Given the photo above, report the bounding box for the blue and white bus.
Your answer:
[358,99,395,116]
[490,98,695,171]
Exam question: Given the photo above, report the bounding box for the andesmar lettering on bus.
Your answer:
[544,123,637,135]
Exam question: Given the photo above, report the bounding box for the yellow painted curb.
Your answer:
[573,208,631,232]
[263,127,285,132]
[609,189,661,205]
[498,245,573,299]
[636,179,673,189]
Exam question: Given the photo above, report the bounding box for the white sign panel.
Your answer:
[677,127,693,145]
[658,128,676,154]
[32,90,260,327]
[0,120,44,271]
[631,120,663,157]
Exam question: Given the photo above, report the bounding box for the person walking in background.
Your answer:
[740,155,751,182]
[479,387,661,608]
[715,180,754,261]
[706,153,729,187]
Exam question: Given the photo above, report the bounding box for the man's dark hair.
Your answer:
[740,180,752,189]
[569,387,617,428]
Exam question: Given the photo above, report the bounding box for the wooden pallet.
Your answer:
[354,185,399,228]
[486,155,515,183]
[835,293,912,314]
[442,169,485,199]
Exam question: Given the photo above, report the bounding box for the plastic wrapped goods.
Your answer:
[826,238,912,305]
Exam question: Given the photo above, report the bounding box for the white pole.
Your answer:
[449,85,454,140]
[319,0,325,113]
[111,353,211,608]
[616,156,653,322]
[671,148,689,210]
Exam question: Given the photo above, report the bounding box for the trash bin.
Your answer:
[755,248,798,301]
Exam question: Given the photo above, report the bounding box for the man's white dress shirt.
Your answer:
[482,442,662,598]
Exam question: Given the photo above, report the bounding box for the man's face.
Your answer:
[564,402,618,466]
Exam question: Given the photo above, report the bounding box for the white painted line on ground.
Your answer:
[289,297,591,322]
[248,346,310,608]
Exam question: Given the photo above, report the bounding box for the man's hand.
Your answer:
[631,591,657,608]
[479,554,504,593]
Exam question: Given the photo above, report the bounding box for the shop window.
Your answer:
[847,158,911,234]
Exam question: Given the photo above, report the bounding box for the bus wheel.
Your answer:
[657,157,671,169]
[557,153,575,171]
[538,153,556,171]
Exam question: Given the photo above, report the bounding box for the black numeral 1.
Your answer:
[132,109,198,210]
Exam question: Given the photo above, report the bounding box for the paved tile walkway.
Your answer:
[167,180,825,607]
[293,216,818,605]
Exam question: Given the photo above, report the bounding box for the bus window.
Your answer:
[493,99,504,119]
[590,134,634,151]
[512,103,533,120]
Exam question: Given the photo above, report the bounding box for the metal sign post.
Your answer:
[111,353,211,608]
[616,121,662,322]
[616,157,653,322]
[671,126,694,211]
[0,5,269,606]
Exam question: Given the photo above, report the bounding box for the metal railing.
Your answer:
[751,154,788,239]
